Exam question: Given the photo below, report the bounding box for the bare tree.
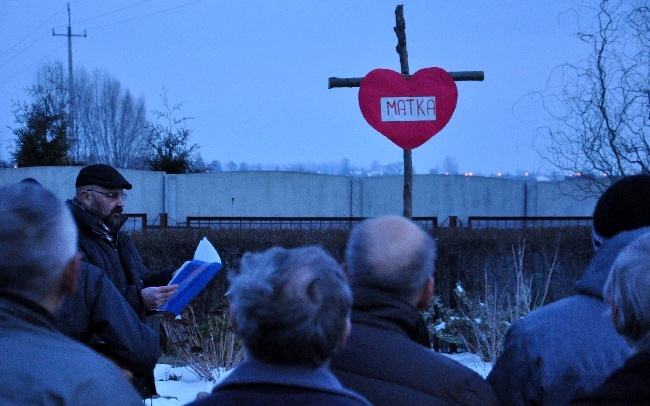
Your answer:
[144,88,201,174]
[537,0,649,192]
[75,68,148,167]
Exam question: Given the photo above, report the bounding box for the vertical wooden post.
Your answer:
[160,213,168,229]
[394,5,413,218]
[327,5,483,220]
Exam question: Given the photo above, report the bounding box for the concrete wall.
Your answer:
[526,180,597,217]
[0,167,165,221]
[358,175,529,220]
[166,172,353,221]
[0,167,599,225]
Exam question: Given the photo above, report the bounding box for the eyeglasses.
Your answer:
[86,189,127,201]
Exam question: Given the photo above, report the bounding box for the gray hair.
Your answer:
[604,232,650,350]
[228,245,352,367]
[345,216,436,301]
[0,183,78,302]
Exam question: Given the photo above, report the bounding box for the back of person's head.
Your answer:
[227,245,352,368]
[592,175,650,248]
[345,215,436,302]
[0,182,78,303]
[604,232,650,349]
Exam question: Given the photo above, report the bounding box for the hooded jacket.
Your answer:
[486,228,648,406]
[330,286,498,406]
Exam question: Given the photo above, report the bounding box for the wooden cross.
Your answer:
[329,5,484,218]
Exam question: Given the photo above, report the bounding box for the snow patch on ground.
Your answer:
[146,352,492,405]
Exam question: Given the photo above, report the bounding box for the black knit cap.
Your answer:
[593,174,650,240]
[75,164,132,190]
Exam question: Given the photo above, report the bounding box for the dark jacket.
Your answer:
[330,286,498,406]
[57,261,161,376]
[67,198,157,319]
[66,198,172,398]
[486,228,646,406]
[189,358,371,406]
[0,293,143,405]
[570,351,650,405]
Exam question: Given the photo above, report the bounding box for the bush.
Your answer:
[429,238,562,364]
[131,225,594,372]
[161,305,243,381]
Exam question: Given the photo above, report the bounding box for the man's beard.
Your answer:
[104,207,123,229]
[89,200,123,229]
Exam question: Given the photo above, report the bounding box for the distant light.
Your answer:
[524,172,529,176]
[603,173,608,177]
[464,173,468,176]
[469,172,473,176]
[577,172,582,176]
[445,172,450,176]
[13,165,18,169]
[497,172,502,177]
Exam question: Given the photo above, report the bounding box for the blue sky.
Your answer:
[0,1,590,175]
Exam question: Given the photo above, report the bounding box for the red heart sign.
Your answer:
[358,67,458,149]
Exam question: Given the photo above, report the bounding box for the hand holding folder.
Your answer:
[156,237,222,316]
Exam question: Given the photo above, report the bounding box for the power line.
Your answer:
[0,7,65,68]
[74,0,153,25]
[83,0,204,31]
[0,31,52,70]
[0,45,65,85]
[0,0,204,86]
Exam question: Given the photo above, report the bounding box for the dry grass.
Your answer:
[430,237,561,364]
[162,306,244,381]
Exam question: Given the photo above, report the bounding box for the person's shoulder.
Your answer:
[506,294,597,336]
[423,351,487,381]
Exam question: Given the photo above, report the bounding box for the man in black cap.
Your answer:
[67,164,177,399]
[488,175,650,406]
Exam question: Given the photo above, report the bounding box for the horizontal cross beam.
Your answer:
[328,71,484,89]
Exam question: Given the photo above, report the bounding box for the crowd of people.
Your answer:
[1,164,649,405]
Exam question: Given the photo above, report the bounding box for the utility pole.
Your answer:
[53,3,86,158]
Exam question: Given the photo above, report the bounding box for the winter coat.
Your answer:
[486,228,648,406]
[67,198,165,319]
[569,351,650,405]
[66,198,172,398]
[330,286,498,406]
[0,293,143,406]
[188,358,372,406]
[57,261,162,376]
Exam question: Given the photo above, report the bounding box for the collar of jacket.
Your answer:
[69,198,128,244]
[350,285,431,348]
[216,357,367,403]
[0,291,58,329]
[575,226,650,299]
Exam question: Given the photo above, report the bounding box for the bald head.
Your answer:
[345,215,436,302]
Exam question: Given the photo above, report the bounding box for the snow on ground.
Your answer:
[145,352,492,405]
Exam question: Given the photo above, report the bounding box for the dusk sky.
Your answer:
[0,1,592,175]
